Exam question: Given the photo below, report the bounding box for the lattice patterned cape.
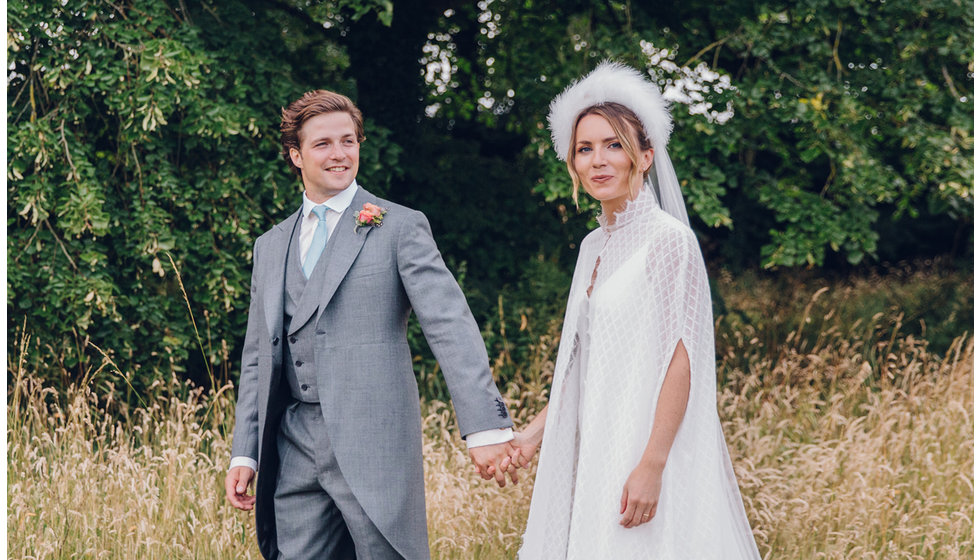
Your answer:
[519,187,760,559]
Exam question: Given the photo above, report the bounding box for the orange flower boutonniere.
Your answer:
[354,202,387,232]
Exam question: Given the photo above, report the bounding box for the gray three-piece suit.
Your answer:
[231,186,512,559]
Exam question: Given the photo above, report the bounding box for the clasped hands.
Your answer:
[469,434,662,529]
[227,435,541,508]
[468,431,540,488]
[224,441,527,510]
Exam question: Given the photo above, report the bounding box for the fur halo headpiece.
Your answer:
[547,61,672,161]
[547,60,692,228]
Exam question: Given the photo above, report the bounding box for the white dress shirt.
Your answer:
[230,182,512,472]
[298,181,360,262]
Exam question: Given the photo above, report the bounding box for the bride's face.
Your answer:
[572,114,649,209]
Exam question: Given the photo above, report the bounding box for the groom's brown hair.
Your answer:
[280,90,366,176]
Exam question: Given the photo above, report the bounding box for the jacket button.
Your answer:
[272,336,280,346]
[289,336,297,344]
[301,384,309,391]
[295,360,303,367]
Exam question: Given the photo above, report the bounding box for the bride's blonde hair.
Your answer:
[566,103,653,207]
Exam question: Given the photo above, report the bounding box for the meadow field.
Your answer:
[8,266,973,559]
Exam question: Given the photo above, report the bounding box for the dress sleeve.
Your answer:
[646,222,714,394]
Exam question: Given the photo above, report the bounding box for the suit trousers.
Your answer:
[275,401,404,560]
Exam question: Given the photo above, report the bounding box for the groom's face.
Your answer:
[290,111,361,203]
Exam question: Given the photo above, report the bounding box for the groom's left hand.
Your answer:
[469,442,519,487]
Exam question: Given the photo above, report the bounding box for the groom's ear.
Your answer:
[289,147,303,169]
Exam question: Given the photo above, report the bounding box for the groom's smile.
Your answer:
[289,111,361,203]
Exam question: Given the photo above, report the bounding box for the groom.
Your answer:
[224,90,516,559]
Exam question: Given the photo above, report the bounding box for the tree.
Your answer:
[6,0,401,388]
[8,0,971,394]
[416,0,972,266]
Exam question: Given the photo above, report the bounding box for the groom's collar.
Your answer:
[302,180,359,218]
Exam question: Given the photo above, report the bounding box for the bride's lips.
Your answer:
[590,174,614,183]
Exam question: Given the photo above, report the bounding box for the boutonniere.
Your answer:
[354,202,388,232]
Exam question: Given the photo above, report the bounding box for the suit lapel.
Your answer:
[313,188,376,327]
[284,188,376,335]
[262,208,301,339]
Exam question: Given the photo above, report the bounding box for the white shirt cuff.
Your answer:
[229,456,258,472]
[465,427,514,448]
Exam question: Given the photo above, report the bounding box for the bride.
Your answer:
[508,62,761,559]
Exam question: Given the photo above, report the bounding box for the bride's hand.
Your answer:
[619,462,663,528]
[509,431,541,468]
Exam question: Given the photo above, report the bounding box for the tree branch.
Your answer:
[831,19,843,81]
[941,64,962,98]
[683,34,734,69]
[59,120,80,183]
[43,218,79,271]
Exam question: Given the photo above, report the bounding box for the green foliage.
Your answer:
[7,0,398,389]
[720,1,972,267]
[8,0,972,397]
[418,0,972,267]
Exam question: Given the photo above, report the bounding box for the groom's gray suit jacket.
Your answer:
[230,187,512,559]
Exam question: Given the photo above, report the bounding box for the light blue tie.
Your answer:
[303,206,329,279]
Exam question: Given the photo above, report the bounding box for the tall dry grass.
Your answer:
[8,275,974,559]
[7,348,253,558]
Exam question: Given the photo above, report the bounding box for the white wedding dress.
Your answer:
[519,188,760,559]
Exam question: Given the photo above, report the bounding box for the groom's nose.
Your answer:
[327,146,344,159]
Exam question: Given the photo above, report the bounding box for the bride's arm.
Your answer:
[619,340,691,528]
[507,404,549,468]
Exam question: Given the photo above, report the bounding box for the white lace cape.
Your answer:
[519,189,760,559]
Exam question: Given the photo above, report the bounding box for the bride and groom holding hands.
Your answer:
[224,63,760,559]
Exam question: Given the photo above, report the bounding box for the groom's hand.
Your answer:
[225,466,257,511]
[469,442,519,487]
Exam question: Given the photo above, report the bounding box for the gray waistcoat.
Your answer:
[282,214,330,403]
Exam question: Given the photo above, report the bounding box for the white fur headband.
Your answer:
[547,61,672,161]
